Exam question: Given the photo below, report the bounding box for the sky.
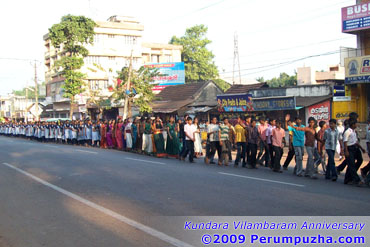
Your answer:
[0,0,358,95]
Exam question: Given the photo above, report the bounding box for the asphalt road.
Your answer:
[1,136,370,247]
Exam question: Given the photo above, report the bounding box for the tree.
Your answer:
[256,77,265,83]
[49,15,96,119]
[113,66,160,115]
[170,24,218,82]
[12,82,46,98]
[265,72,297,88]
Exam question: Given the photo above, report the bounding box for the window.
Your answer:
[151,55,160,63]
[93,34,100,43]
[108,56,115,61]
[89,80,109,90]
[124,35,137,45]
[108,34,115,39]
[165,55,172,62]
[85,56,101,65]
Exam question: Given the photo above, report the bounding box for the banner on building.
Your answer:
[308,100,331,123]
[252,96,296,112]
[344,56,370,84]
[342,3,370,33]
[217,94,254,112]
[144,62,185,91]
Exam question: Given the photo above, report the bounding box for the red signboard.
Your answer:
[308,100,331,123]
[342,3,370,32]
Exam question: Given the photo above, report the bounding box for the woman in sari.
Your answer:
[100,120,108,149]
[166,116,180,158]
[111,119,117,148]
[106,120,114,148]
[193,117,203,157]
[132,119,138,152]
[152,116,167,158]
[116,118,123,150]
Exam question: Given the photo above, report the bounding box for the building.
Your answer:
[151,81,223,121]
[0,94,41,122]
[341,1,370,122]
[44,15,182,120]
[297,65,345,85]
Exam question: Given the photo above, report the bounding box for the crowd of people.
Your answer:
[1,112,369,186]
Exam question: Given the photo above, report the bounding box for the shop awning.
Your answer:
[296,96,332,107]
[186,106,213,114]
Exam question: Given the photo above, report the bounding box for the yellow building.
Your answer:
[43,16,182,119]
[340,0,370,122]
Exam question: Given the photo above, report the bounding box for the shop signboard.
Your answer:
[307,100,331,123]
[217,94,254,112]
[252,96,296,111]
[342,3,370,33]
[345,55,370,84]
[333,85,351,101]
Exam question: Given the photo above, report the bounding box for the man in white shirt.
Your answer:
[205,117,221,164]
[343,119,365,186]
[181,117,197,163]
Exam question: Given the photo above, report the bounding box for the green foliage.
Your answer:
[213,78,231,92]
[265,72,297,88]
[256,77,265,83]
[49,15,95,118]
[170,24,218,82]
[12,82,45,98]
[113,66,160,114]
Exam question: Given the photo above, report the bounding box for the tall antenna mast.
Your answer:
[232,32,241,85]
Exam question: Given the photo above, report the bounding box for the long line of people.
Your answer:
[1,112,369,187]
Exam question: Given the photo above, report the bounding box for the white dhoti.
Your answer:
[126,133,133,148]
[142,134,153,153]
[194,132,203,153]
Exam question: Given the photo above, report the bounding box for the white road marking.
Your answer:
[219,172,305,187]
[125,157,166,165]
[2,162,192,247]
[75,149,98,154]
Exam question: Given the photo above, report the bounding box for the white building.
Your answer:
[44,16,182,119]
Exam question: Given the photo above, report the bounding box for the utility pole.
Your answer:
[232,32,241,85]
[34,60,39,122]
[122,50,133,120]
[25,84,28,123]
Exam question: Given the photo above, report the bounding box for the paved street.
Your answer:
[1,136,370,247]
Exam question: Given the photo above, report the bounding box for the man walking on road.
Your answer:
[271,120,286,173]
[286,115,305,177]
[234,116,247,167]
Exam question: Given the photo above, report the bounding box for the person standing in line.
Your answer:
[152,116,166,158]
[247,119,259,169]
[205,117,221,165]
[142,118,153,155]
[336,112,359,175]
[286,115,305,177]
[166,116,180,158]
[290,117,319,179]
[100,120,108,149]
[179,115,188,158]
[271,120,286,173]
[92,121,100,147]
[283,119,295,170]
[218,117,231,166]
[257,117,269,167]
[182,117,197,163]
[245,116,251,164]
[336,120,345,161]
[125,118,133,151]
[234,116,247,167]
[343,119,365,186]
[315,121,327,174]
[193,117,203,158]
[266,119,276,168]
[360,119,370,180]
[323,119,341,181]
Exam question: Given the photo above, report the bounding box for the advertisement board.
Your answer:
[333,85,351,101]
[344,56,370,84]
[342,3,370,32]
[307,100,331,123]
[217,94,254,112]
[144,62,185,91]
[252,97,296,112]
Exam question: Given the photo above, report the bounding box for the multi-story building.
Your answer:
[341,1,370,122]
[297,65,345,85]
[0,95,39,122]
[44,15,182,120]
